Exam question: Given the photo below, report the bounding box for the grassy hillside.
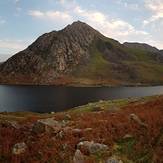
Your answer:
[73,35,163,86]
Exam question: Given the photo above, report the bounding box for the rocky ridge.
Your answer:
[123,42,162,54]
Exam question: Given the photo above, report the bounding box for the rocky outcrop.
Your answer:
[77,141,109,153]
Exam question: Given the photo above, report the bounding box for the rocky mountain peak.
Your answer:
[0,21,100,78]
[0,21,163,85]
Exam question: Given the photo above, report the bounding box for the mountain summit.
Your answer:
[0,21,163,85]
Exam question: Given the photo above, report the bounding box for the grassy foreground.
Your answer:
[0,95,163,162]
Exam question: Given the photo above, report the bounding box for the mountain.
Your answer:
[123,42,162,54]
[160,50,163,55]
[0,21,163,86]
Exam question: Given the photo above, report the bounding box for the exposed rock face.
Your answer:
[0,21,99,78]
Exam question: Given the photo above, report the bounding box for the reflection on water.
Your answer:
[0,85,163,113]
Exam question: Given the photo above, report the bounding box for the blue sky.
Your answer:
[0,0,163,61]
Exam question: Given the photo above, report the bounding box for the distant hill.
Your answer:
[0,21,163,86]
[160,50,163,55]
[123,42,162,54]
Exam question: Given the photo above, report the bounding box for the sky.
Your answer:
[0,0,163,61]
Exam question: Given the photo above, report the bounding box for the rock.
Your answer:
[84,128,92,131]
[2,120,21,130]
[109,107,119,115]
[130,114,148,128]
[77,141,109,153]
[12,142,27,155]
[32,118,61,134]
[91,106,104,111]
[73,149,84,163]
[105,158,123,163]
[123,134,132,139]
[72,128,82,134]
[65,114,71,121]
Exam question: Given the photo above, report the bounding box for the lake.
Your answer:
[0,85,163,113]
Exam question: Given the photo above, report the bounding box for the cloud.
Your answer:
[124,3,139,11]
[0,39,33,54]
[58,0,77,9]
[28,10,44,18]
[27,10,72,23]
[0,17,5,25]
[17,7,22,12]
[116,0,139,11]
[74,6,148,38]
[143,0,163,22]
[12,0,19,3]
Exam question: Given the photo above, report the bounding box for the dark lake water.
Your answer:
[0,85,163,113]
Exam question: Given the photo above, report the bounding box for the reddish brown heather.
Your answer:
[0,96,163,162]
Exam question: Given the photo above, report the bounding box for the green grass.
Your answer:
[115,135,151,163]
[66,95,161,115]
[73,50,109,78]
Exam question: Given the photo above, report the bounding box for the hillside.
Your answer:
[123,42,162,54]
[0,21,163,86]
[0,95,163,162]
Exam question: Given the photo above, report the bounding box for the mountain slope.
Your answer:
[123,42,162,54]
[0,21,163,86]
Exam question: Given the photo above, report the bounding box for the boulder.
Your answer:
[130,114,147,128]
[123,134,132,139]
[2,120,21,130]
[77,141,109,153]
[91,106,104,111]
[73,149,84,163]
[12,142,27,155]
[64,114,71,121]
[32,118,61,134]
[105,158,123,163]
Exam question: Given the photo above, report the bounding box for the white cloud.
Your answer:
[12,0,19,3]
[124,3,139,11]
[46,11,72,21]
[74,6,148,38]
[0,17,5,24]
[58,0,77,9]
[27,10,72,23]
[28,10,45,18]
[17,7,22,12]
[143,0,163,22]
[0,39,33,54]
[116,0,139,11]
